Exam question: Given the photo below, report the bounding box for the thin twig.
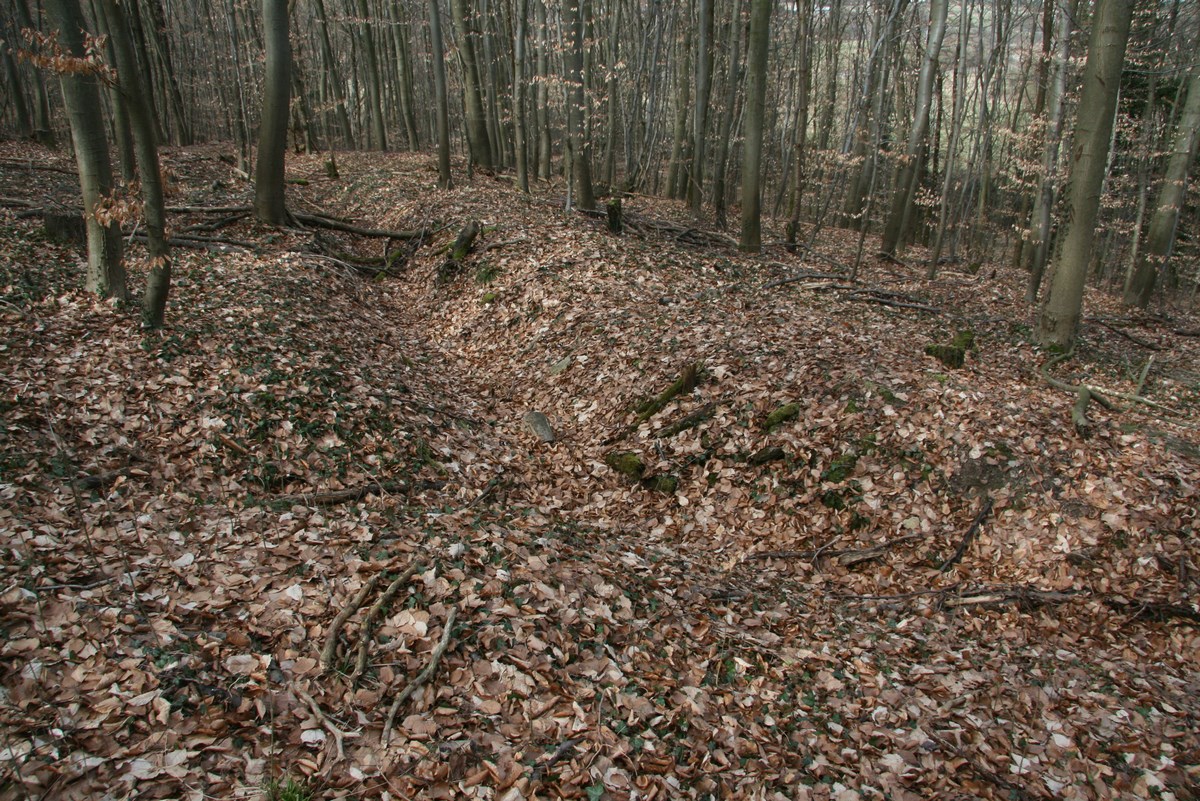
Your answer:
[293,685,354,764]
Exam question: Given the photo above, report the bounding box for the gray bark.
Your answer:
[254,0,291,225]
[45,0,126,299]
[1037,0,1133,349]
[739,0,772,252]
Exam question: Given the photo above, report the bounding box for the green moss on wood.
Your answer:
[643,474,678,494]
[605,451,645,479]
[821,453,858,483]
[634,362,703,423]
[764,402,800,430]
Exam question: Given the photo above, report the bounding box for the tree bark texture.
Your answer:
[1037,0,1132,350]
[254,0,291,225]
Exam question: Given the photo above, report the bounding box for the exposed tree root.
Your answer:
[350,561,427,685]
[321,575,382,673]
[383,606,459,743]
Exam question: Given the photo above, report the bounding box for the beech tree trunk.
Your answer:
[739,0,772,252]
[879,0,949,257]
[1124,64,1200,307]
[452,0,494,171]
[254,0,291,225]
[1037,0,1132,350]
[430,0,453,189]
[98,0,171,327]
[45,0,126,299]
[564,0,595,209]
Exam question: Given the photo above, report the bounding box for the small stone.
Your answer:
[523,411,555,443]
[549,356,572,375]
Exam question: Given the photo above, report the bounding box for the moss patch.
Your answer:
[764,403,800,431]
[605,451,645,479]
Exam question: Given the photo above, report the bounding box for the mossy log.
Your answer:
[658,403,715,438]
[764,403,800,431]
[605,451,645,479]
[748,445,787,465]
[437,220,481,284]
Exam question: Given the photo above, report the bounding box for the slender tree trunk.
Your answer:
[452,0,493,170]
[45,0,126,298]
[355,0,387,150]
[254,0,290,224]
[14,0,56,146]
[512,0,529,192]
[1037,0,1132,350]
[785,0,813,243]
[89,0,137,182]
[712,3,743,229]
[534,0,551,180]
[430,0,453,188]
[98,0,170,327]
[1,17,34,139]
[688,0,714,213]
[739,0,772,252]
[602,0,621,189]
[880,0,948,257]
[1025,0,1075,302]
[564,0,595,209]
[314,0,354,148]
[388,2,420,151]
[1124,65,1200,307]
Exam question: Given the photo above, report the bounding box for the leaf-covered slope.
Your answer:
[1,146,1197,800]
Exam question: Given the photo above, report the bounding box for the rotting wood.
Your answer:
[350,561,426,685]
[939,496,993,572]
[321,575,381,672]
[383,606,459,742]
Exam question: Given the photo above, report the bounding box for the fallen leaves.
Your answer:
[0,143,1197,800]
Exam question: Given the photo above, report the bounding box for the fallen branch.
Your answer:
[166,204,252,214]
[321,575,381,672]
[939,497,993,572]
[350,561,426,684]
[761,271,848,291]
[940,586,1077,610]
[293,685,354,765]
[843,288,941,314]
[1104,598,1200,625]
[383,606,459,743]
[291,211,424,239]
[1089,318,1162,351]
[752,532,920,566]
[275,480,433,507]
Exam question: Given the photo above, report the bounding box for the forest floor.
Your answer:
[1,142,1199,801]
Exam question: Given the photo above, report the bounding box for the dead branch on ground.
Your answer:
[939,497,993,572]
[350,561,427,685]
